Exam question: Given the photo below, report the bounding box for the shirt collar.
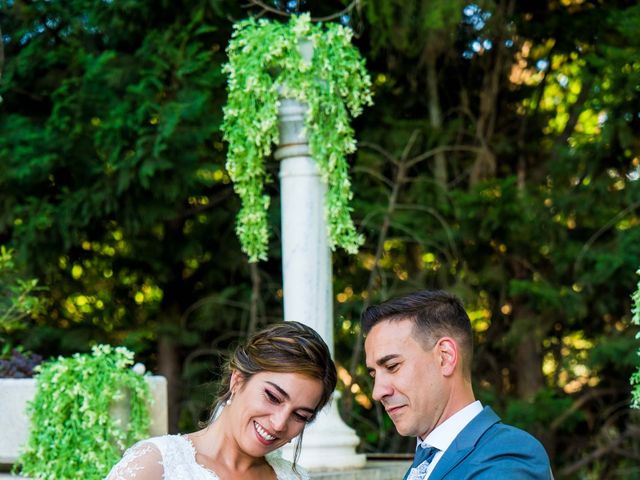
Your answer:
[417,400,483,452]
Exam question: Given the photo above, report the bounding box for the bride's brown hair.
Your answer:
[211,321,337,468]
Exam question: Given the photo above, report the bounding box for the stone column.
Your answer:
[275,98,365,470]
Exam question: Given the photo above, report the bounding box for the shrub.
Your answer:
[0,349,43,378]
[16,345,151,480]
[631,269,640,408]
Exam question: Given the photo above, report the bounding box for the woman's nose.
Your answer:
[271,408,288,433]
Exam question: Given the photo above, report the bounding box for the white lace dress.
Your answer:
[106,435,309,480]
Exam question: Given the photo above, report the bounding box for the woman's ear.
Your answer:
[437,337,458,377]
[230,369,242,394]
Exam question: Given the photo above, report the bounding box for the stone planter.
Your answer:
[0,376,167,467]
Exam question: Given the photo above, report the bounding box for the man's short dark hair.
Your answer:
[361,290,474,376]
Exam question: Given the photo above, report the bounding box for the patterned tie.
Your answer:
[403,445,439,480]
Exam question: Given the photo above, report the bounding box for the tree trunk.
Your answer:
[509,259,545,400]
[158,332,181,433]
[426,56,448,194]
[513,313,545,399]
[248,261,262,335]
[471,0,516,186]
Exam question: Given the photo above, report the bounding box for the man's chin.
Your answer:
[392,421,413,437]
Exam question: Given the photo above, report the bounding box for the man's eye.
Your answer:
[386,363,398,371]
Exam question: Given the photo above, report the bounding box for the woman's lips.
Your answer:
[254,421,277,445]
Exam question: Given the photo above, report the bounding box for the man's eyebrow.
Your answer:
[265,381,316,413]
[367,354,401,372]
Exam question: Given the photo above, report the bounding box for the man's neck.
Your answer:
[419,400,483,449]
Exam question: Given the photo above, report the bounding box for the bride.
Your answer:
[107,321,337,479]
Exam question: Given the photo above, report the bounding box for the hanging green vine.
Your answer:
[631,269,640,408]
[17,345,151,480]
[222,14,373,262]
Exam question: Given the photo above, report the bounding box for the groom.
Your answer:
[362,289,553,479]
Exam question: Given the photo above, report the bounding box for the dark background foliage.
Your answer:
[1,0,640,477]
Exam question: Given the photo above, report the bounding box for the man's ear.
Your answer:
[437,337,458,377]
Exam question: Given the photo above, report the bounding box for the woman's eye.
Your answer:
[265,390,281,404]
[294,412,312,423]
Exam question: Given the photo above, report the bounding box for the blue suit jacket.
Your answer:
[426,406,553,479]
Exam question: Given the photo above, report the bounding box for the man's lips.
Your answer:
[385,404,406,416]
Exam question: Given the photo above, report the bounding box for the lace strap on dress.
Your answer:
[266,452,310,480]
[106,441,164,480]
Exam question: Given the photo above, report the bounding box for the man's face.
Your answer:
[365,319,447,439]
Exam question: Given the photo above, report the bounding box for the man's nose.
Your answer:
[371,376,392,401]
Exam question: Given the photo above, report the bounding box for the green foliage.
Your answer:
[0,246,46,334]
[3,0,640,476]
[503,390,583,433]
[17,345,151,480]
[631,270,640,408]
[589,332,639,370]
[364,0,466,55]
[222,14,373,261]
[0,0,239,357]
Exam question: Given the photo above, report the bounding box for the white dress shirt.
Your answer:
[413,400,483,479]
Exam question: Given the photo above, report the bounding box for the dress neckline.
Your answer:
[178,435,220,479]
[177,434,279,479]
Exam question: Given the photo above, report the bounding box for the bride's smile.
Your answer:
[224,370,324,456]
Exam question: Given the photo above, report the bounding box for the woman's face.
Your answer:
[227,370,324,457]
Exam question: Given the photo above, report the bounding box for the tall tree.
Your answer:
[2,1,640,476]
[0,0,250,430]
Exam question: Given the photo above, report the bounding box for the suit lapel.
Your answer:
[428,407,501,480]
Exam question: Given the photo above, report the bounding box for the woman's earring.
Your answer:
[226,393,234,406]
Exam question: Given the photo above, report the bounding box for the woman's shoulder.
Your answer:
[106,435,196,480]
[266,451,310,480]
[106,437,167,480]
[142,434,190,449]
[119,434,187,456]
